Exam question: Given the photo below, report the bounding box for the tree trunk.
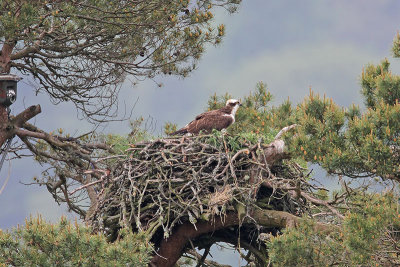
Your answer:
[0,41,43,146]
[0,106,9,147]
[0,41,15,147]
[0,41,15,74]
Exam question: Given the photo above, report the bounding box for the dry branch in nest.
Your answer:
[86,127,342,266]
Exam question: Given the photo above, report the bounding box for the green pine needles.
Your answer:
[0,216,152,267]
[268,193,400,266]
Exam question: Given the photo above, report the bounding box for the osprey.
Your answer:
[170,99,241,135]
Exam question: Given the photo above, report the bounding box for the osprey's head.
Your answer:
[226,99,241,115]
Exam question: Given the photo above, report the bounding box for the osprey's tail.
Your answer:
[169,128,188,136]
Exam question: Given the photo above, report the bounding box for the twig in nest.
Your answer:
[69,169,110,195]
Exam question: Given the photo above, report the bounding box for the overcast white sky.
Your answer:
[1,0,400,264]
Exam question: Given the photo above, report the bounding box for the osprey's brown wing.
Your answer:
[187,112,233,134]
[194,109,222,120]
[170,108,232,135]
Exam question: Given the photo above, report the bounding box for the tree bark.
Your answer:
[0,41,15,74]
[0,41,16,147]
[0,106,9,147]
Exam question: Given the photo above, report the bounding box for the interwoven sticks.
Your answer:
[89,133,311,240]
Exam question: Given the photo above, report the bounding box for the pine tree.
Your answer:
[0,216,152,266]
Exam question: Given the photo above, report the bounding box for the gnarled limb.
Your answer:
[262,178,346,220]
[0,105,41,147]
[150,209,336,267]
[9,109,114,219]
[274,124,297,140]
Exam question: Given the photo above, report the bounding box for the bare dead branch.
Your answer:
[274,124,297,140]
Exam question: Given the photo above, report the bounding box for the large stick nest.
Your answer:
[89,133,313,241]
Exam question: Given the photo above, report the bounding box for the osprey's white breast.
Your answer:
[224,113,235,123]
